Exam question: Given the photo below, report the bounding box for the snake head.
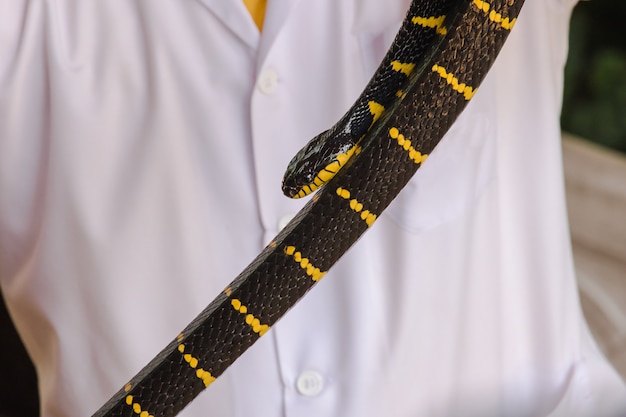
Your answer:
[282,129,359,199]
[281,131,329,198]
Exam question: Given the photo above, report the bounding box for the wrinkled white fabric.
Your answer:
[1,0,625,416]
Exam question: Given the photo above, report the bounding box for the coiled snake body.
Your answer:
[93,0,525,415]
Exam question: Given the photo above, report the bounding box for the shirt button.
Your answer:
[278,213,295,231]
[296,370,324,397]
[257,68,279,95]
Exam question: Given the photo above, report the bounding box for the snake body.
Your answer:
[93,0,524,416]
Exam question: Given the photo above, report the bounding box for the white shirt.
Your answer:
[1,0,625,416]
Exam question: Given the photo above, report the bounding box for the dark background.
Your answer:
[1,1,625,416]
[561,0,626,154]
[0,298,38,417]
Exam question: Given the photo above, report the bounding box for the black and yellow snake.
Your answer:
[93,0,525,415]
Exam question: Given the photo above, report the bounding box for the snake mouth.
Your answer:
[282,173,318,199]
[281,182,300,199]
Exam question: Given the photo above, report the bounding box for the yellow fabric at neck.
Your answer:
[243,0,267,31]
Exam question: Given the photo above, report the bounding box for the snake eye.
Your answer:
[304,172,315,183]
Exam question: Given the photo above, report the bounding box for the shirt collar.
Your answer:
[195,0,301,65]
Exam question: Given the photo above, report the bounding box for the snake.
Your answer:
[92,0,525,415]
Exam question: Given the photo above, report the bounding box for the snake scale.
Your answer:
[93,0,525,415]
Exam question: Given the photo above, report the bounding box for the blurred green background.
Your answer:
[562,0,626,154]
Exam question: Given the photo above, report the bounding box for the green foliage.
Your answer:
[562,0,626,154]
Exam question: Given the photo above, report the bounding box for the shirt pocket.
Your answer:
[353,2,497,234]
[383,105,496,234]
